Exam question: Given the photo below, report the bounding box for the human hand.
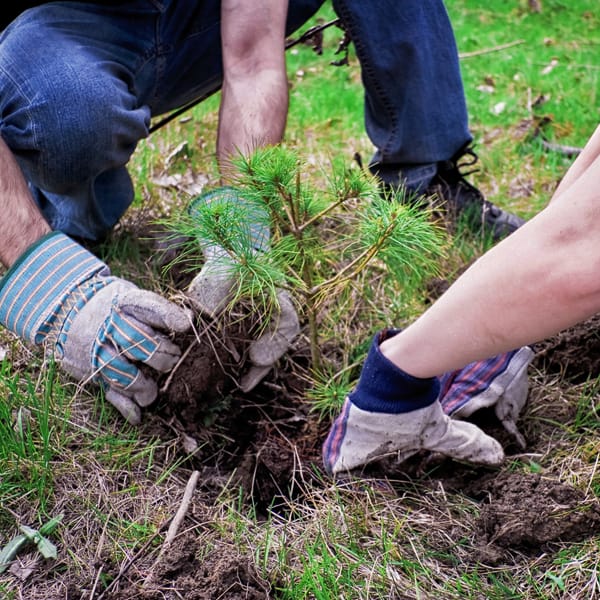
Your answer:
[0,232,191,424]
[323,330,504,475]
[439,347,534,448]
[186,188,299,391]
[186,186,270,316]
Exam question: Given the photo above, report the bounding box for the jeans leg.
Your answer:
[0,1,326,240]
[0,2,158,241]
[150,0,326,115]
[332,0,472,191]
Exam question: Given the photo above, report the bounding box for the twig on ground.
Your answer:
[143,470,201,586]
[459,39,525,59]
[540,139,583,157]
[160,340,197,394]
[162,470,200,549]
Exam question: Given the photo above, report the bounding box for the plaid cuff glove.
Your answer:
[0,232,191,424]
[440,347,534,448]
[322,330,504,475]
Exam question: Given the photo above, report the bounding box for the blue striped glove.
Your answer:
[187,188,299,392]
[440,347,534,448]
[0,232,192,424]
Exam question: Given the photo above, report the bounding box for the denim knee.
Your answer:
[0,59,149,194]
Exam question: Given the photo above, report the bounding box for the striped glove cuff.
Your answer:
[0,232,109,345]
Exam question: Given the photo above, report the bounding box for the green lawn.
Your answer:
[1,2,600,598]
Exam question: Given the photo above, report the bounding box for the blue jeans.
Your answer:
[0,0,471,241]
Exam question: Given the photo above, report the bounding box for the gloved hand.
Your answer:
[440,346,534,448]
[323,330,504,475]
[239,290,299,392]
[0,232,191,425]
[186,187,300,391]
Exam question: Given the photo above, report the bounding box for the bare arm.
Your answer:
[552,124,600,199]
[217,0,289,180]
[0,137,51,268]
[381,124,600,378]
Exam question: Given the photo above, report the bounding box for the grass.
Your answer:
[450,0,599,219]
[1,1,600,598]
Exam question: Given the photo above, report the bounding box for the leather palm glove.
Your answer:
[186,188,300,392]
[323,329,504,475]
[0,232,191,424]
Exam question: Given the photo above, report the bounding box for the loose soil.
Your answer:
[534,313,600,383]
[75,237,600,596]
[153,310,325,513]
[92,305,600,598]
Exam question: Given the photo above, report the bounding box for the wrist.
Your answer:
[349,329,440,414]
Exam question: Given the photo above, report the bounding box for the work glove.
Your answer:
[0,232,191,425]
[440,346,534,448]
[323,329,504,475]
[186,187,300,391]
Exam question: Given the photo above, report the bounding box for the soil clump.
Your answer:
[534,313,600,383]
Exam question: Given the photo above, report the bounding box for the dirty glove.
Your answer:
[237,289,299,391]
[187,188,300,391]
[0,232,191,425]
[440,346,534,448]
[323,329,504,475]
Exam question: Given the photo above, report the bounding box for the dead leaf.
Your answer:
[165,141,190,168]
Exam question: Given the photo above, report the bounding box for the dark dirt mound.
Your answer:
[534,313,600,383]
[466,471,600,564]
[151,312,325,513]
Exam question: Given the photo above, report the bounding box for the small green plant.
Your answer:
[0,514,63,574]
[170,146,446,375]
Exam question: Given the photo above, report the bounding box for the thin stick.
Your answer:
[88,566,103,600]
[160,339,197,394]
[541,139,583,157]
[143,470,201,587]
[162,470,200,548]
[459,39,525,59]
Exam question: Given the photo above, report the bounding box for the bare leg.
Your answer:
[0,138,50,268]
[381,125,600,377]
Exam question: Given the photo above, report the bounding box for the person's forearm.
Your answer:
[217,69,288,175]
[381,144,600,378]
[552,124,600,200]
[217,0,288,181]
[0,137,51,268]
